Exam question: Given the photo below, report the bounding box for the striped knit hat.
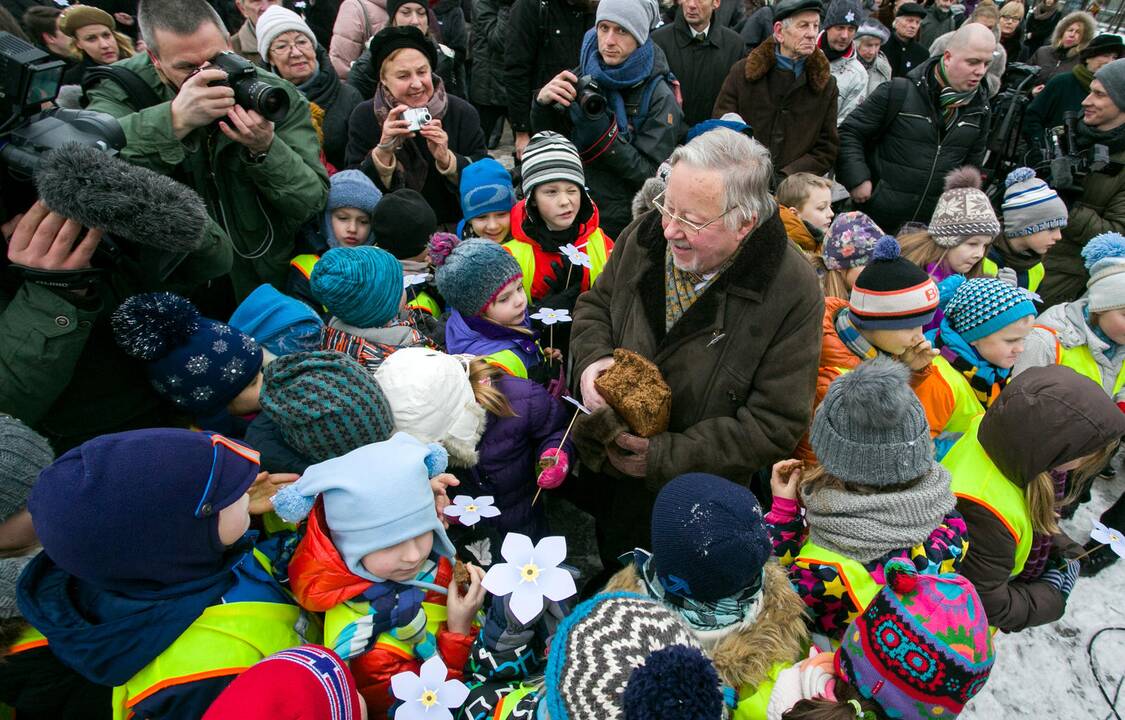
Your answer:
[521,131,585,197]
[849,237,939,330]
[943,277,1037,342]
[310,246,404,329]
[928,167,1001,247]
[1001,167,1069,238]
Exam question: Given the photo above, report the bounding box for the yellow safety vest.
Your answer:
[1038,326,1125,397]
[290,253,320,280]
[982,258,1045,293]
[504,231,612,300]
[932,355,988,436]
[326,600,449,662]
[732,661,789,720]
[793,541,880,631]
[408,289,441,317]
[7,625,47,655]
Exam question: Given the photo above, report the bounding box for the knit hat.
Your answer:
[112,293,264,416]
[327,169,381,216]
[29,429,261,592]
[849,237,939,330]
[387,0,426,20]
[772,0,824,22]
[596,0,660,44]
[256,4,316,64]
[811,357,939,486]
[836,559,995,719]
[0,416,53,524]
[460,158,516,222]
[521,131,586,197]
[260,350,395,463]
[1083,232,1125,312]
[432,236,523,316]
[928,167,1001,247]
[685,112,753,143]
[272,433,456,583]
[368,25,438,76]
[1001,167,1069,238]
[943,276,1037,342]
[650,473,771,602]
[1095,57,1125,111]
[310,246,404,328]
[824,0,864,28]
[544,592,724,720]
[855,18,890,42]
[822,211,884,271]
[59,4,115,36]
[374,348,486,467]
[370,189,438,260]
[228,283,324,357]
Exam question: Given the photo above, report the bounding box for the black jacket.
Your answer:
[882,33,929,77]
[739,5,773,51]
[294,47,364,169]
[347,35,462,100]
[652,13,745,127]
[836,56,991,233]
[0,643,111,720]
[504,0,594,133]
[470,0,514,107]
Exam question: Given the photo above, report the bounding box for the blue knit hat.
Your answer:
[1001,167,1068,239]
[431,237,522,316]
[311,246,404,328]
[324,170,381,249]
[650,473,771,602]
[272,433,455,584]
[943,276,1037,343]
[112,293,264,416]
[1084,232,1125,313]
[460,158,516,222]
[228,284,323,356]
[28,428,261,592]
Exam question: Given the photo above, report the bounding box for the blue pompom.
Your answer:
[937,273,967,310]
[424,443,449,477]
[271,484,316,523]
[1082,232,1125,272]
[111,292,200,361]
[1005,167,1036,188]
[623,645,723,720]
[872,235,901,262]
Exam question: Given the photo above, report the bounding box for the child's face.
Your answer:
[331,207,372,248]
[226,370,263,416]
[1017,227,1063,256]
[362,532,434,581]
[482,277,527,328]
[971,315,1033,369]
[1095,308,1125,345]
[797,185,834,231]
[945,235,991,274]
[865,325,925,356]
[217,492,251,545]
[534,182,582,231]
[469,210,511,243]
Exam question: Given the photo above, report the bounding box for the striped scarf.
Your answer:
[930,320,1008,408]
[665,248,722,331]
[935,59,977,130]
[834,308,879,361]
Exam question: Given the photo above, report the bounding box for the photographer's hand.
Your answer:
[7,201,103,272]
[373,104,413,166]
[220,105,276,156]
[536,70,578,107]
[171,67,235,140]
[418,118,454,171]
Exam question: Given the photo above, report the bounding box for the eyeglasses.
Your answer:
[271,36,313,55]
[651,189,734,235]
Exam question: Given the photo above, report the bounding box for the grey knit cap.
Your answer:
[928,167,1001,247]
[0,416,53,523]
[596,0,660,44]
[825,0,865,28]
[810,357,934,487]
[1095,57,1125,111]
[855,18,890,42]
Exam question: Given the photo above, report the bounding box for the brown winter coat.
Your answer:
[712,37,839,178]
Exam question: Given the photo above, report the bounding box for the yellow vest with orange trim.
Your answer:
[503,232,611,300]
[7,625,47,656]
[931,355,989,435]
[290,253,320,281]
[1035,324,1125,397]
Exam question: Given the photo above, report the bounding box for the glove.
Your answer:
[537,260,582,313]
[1040,557,1080,597]
[996,267,1019,288]
[537,448,570,489]
[568,103,618,162]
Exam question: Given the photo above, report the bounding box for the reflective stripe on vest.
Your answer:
[484,349,530,379]
[8,625,47,655]
[504,231,611,299]
[981,258,1045,293]
[942,415,1033,577]
[932,355,988,435]
[1036,325,1125,396]
[408,290,440,317]
[325,600,448,662]
[793,541,880,629]
[290,254,320,280]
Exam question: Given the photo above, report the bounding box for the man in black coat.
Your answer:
[653,0,745,127]
[882,1,928,76]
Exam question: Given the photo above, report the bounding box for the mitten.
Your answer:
[569,105,618,162]
[995,266,1019,288]
[536,448,569,489]
[1040,557,1080,597]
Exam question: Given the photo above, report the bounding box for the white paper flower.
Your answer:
[529,308,572,325]
[443,495,501,527]
[482,534,577,623]
[560,243,591,269]
[404,273,430,288]
[391,656,469,720]
[1090,521,1125,558]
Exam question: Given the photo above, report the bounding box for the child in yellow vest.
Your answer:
[987,166,1069,294]
[458,157,516,244]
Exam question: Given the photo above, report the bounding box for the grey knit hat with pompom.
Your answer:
[928,166,1001,247]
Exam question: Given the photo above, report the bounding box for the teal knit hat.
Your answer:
[311,246,404,328]
[943,276,1037,342]
[431,237,522,316]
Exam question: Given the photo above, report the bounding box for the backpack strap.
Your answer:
[878,76,908,138]
[357,0,373,44]
[81,65,162,112]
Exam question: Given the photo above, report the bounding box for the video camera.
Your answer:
[1044,111,1110,192]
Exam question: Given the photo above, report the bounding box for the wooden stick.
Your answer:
[531,486,544,507]
[532,406,581,507]
[1072,542,1107,562]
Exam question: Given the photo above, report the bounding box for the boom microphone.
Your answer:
[33,142,210,252]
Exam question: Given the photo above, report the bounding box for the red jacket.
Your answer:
[508,198,611,300]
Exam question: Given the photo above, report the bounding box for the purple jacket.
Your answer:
[444,310,542,374]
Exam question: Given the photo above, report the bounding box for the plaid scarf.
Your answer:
[633,549,764,634]
[834,307,880,361]
[665,247,723,331]
[935,59,977,130]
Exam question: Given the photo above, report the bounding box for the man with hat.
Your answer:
[854,17,893,92]
[817,0,870,123]
[714,0,840,180]
[883,0,928,76]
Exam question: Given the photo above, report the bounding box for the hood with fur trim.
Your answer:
[1051,11,1097,57]
[744,37,833,93]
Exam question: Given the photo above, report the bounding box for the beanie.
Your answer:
[650,474,771,602]
[685,112,753,143]
[387,0,426,20]
[595,0,660,44]
[311,246,404,328]
[374,349,486,467]
[370,189,438,260]
[824,0,865,28]
[822,211,884,272]
[811,357,938,486]
[943,277,1037,342]
[849,237,939,330]
[228,283,324,357]
[368,25,438,77]
[432,237,523,316]
[256,4,316,65]
[112,293,264,416]
[1095,57,1125,111]
[521,131,585,197]
[836,559,995,719]
[271,433,456,583]
[0,416,53,524]
[260,350,395,463]
[28,429,261,592]
[928,167,1001,247]
[460,158,516,222]
[327,169,381,216]
[1083,232,1125,313]
[59,4,115,36]
[1001,167,1069,238]
[855,17,890,42]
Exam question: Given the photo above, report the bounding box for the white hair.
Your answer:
[668,128,776,231]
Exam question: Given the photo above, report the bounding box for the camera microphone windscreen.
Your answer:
[34,142,210,252]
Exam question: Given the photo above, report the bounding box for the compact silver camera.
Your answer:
[403,107,432,132]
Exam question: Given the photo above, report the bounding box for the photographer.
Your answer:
[531,0,683,238]
[1040,59,1125,307]
[83,0,328,300]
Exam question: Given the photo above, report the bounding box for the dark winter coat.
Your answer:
[431,0,469,98]
[918,5,958,50]
[653,12,746,127]
[1021,66,1089,151]
[739,5,773,51]
[882,32,930,77]
[503,0,594,134]
[1029,11,1096,83]
[244,411,314,474]
[469,0,514,107]
[713,37,839,179]
[299,0,342,46]
[284,46,364,169]
[0,640,111,720]
[61,55,99,87]
[836,56,991,233]
[1023,4,1062,57]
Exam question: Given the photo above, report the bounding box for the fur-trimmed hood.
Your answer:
[1051,11,1096,57]
[744,36,833,93]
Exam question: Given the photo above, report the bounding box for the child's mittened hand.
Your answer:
[899,339,939,372]
[250,472,300,515]
[537,449,570,489]
[770,459,803,501]
[446,563,486,635]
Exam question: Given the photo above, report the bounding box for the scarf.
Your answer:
[1033,2,1059,20]
[579,28,655,137]
[665,246,726,331]
[634,549,765,638]
[1077,119,1125,154]
[372,77,451,191]
[296,61,339,107]
[935,58,977,130]
[929,319,1009,408]
[834,307,880,361]
[775,48,807,77]
[817,33,848,63]
[1086,305,1120,356]
[1074,62,1095,90]
[1017,469,1067,581]
[802,466,956,563]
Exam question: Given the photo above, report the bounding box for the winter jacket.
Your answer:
[882,33,929,77]
[279,46,364,169]
[918,5,958,50]
[346,33,461,100]
[713,38,839,179]
[837,56,991,233]
[930,29,1007,97]
[740,5,774,51]
[507,196,611,300]
[329,0,389,78]
[231,19,263,65]
[430,0,469,97]
[822,39,869,125]
[84,52,329,299]
[860,51,893,94]
[1015,297,1125,403]
[1023,4,1062,57]
[778,204,821,253]
[469,0,514,107]
[1029,11,1095,84]
[504,0,594,134]
[244,411,315,474]
[1022,66,1090,151]
[653,13,747,127]
[303,0,342,46]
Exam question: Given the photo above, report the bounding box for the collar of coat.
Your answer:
[743,36,832,92]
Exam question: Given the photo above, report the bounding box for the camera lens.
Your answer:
[582,92,606,118]
[245,81,290,122]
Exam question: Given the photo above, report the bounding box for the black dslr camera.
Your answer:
[1045,111,1112,191]
[207,51,290,122]
[553,70,607,119]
